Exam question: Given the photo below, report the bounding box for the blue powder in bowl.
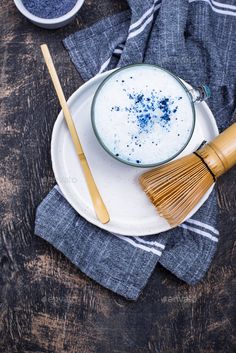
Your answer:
[22,0,78,19]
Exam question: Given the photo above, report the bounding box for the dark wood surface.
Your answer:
[1,1,235,352]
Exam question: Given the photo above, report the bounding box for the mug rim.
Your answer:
[91,63,196,168]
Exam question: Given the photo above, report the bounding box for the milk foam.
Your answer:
[93,65,194,166]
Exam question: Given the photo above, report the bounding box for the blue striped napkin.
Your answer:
[35,0,236,300]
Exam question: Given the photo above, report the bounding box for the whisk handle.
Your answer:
[210,122,236,171]
[199,123,236,178]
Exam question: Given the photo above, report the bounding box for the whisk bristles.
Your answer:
[139,153,215,227]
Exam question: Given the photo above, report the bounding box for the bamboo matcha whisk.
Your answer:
[140,123,236,227]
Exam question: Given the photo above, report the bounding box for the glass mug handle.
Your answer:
[188,84,211,103]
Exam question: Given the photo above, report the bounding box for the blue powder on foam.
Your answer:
[111,106,120,112]
[110,89,182,164]
[22,0,77,19]
[173,107,178,113]
[123,90,180,133]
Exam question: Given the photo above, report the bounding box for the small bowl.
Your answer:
[91,64,210,168]
[14,0,84,29]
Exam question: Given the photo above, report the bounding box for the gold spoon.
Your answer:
[41,44,110,224]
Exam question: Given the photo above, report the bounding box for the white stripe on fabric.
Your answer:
[98,56,112,73]
[210,0,236,10]
[113,48,123,54]
[128,15,154,39]
[115,235,162,256]
[180,224,218,242]
[128,3,161,39]
[130,0,161,31]
[154,3,162,11]
[133,237,165,249]
[98,44,124,73]
[189,0,236,16]
[186,218,219,235]
[130,3,155,31]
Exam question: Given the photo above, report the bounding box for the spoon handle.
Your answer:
[41,44,110,224]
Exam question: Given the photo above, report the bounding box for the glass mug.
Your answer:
[91,64,210,168]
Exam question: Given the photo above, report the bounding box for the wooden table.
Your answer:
[1,1,235,352]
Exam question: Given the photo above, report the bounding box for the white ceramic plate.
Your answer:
[51,70,218,236]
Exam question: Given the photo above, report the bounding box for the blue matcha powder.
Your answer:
[22,0,77,19]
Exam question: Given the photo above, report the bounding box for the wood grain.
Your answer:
[0,1,235,353]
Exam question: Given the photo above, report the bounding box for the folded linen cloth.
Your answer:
[35,0,236,300]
